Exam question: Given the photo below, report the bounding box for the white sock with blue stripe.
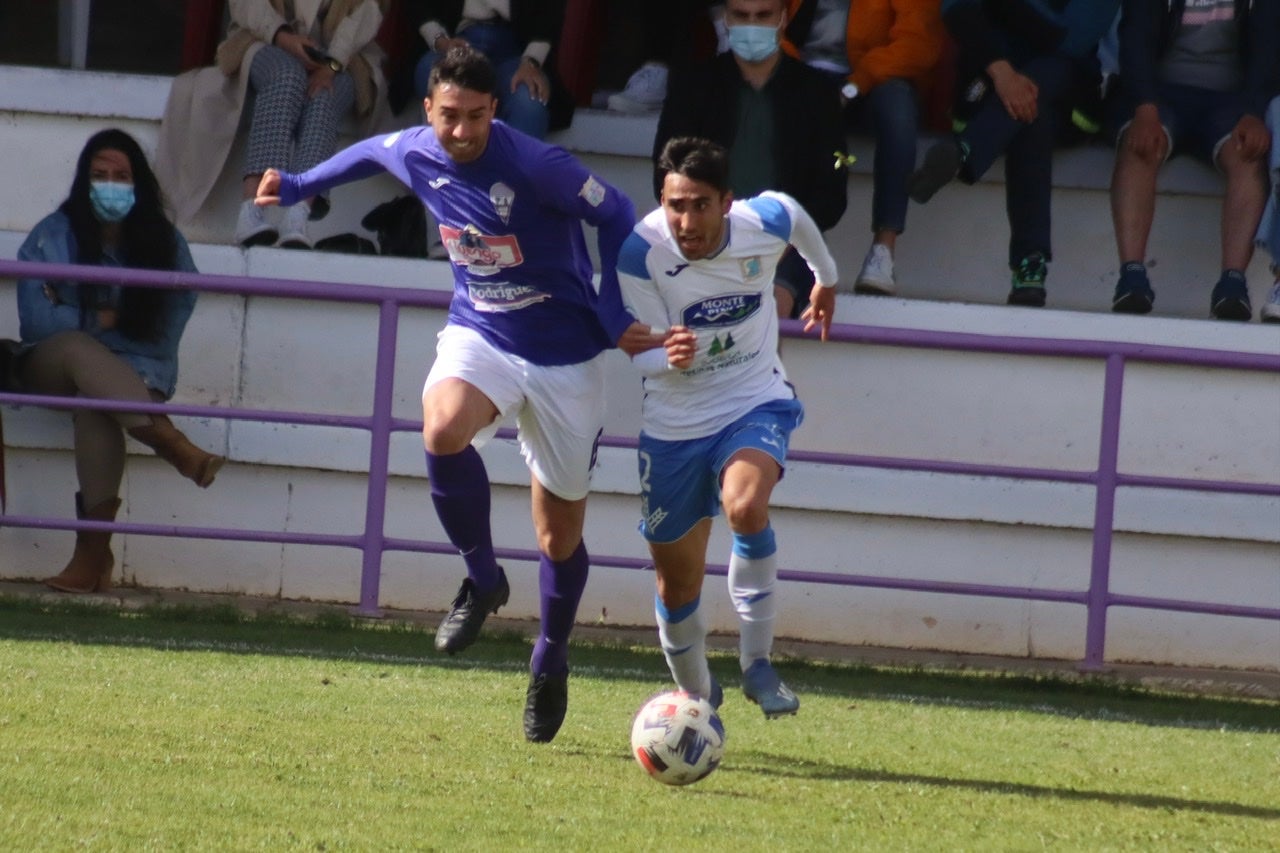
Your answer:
[729,525,778,671]
[655,593,710,697]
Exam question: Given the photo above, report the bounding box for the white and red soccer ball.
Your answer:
[630,690,726,786]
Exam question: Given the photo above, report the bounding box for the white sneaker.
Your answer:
[1262,280,1280,323]
[235,199,277,247]
[854,244,896,295]
[607,62,668,113]
[278,202,313,249]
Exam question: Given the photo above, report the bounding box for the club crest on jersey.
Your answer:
[579,175,606,207]
[740,256,763,280]
[489,181,515,223]
[681,292,761,329]
[440,224,524,275]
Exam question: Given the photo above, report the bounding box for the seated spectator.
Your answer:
[404,0,574,138]
[1255,95,1280,323]
[156,0,388,249]
[782,0,945,296]
[654,0,848,320]
[1108,0,1277,320]
[908,0,1120,308]
[13,129,224,594]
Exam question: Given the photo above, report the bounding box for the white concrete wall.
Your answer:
[1,66,1277,671]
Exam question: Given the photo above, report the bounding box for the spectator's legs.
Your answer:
[868,78,919,243]
[1003,102,1056,268]
[244,46,309,188]
[1216,137,1267,272]
[292,72,356,173]
[1110,130,1166,267]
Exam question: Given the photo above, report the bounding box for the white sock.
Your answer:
[729,526,778,671]
[655,594,710,697]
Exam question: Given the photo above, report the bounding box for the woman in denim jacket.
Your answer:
[15,128,224,594]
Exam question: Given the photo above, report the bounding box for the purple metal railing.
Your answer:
[2,259,1277,669]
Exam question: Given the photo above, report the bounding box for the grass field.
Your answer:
[1,595,1277,851]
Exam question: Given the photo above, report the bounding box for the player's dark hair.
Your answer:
[60,127,180,343]
[657,137,730,194]
[428,44,498,98]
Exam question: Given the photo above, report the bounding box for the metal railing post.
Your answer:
[1082,353,1126,671]
[353,298,401,616]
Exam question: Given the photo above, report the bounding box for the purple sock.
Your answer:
[425,447,499,592]
[530,540,589,676]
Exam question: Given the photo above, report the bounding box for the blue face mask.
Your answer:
[89,181,136,223]
[727,23,780,63]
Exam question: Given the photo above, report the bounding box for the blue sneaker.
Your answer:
[741,658,799,719]
[1112,262,1155,314]
[1210,271,1252,321]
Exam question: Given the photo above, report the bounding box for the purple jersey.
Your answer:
[277,123,637,365]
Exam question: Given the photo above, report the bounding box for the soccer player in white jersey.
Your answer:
[617,136,838,717]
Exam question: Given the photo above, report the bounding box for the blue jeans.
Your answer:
[955,54,1075,267]
[847,78,920,234]
[413,21,549,139]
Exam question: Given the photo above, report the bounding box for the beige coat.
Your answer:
[156,0,388,224]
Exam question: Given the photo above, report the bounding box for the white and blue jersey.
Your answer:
[617,191,838,441]
[277,122,637,366]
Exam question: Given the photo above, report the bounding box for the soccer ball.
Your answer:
[630,690,726,786]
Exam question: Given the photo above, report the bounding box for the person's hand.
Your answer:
[616,321,669,356]
[1123,104,1167,161]
[1231,113,1270,162]
[254,169,283,207]
[801,285,836,341]
[988,60,1038,123]
[663,326,698,370]
[511,57,549,104]
[96,308,118,331]
[308,64,336,98]
[276,30,322,70]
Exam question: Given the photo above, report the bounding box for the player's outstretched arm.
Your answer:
[254,169,282,207]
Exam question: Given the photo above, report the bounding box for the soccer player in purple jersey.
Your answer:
[255,45,662,743]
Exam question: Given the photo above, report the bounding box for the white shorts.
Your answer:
[423,324,607,501]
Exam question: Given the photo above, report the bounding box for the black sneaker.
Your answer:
[434,567,510,654]
[908,138,964,204]
[1007,252,1048,307]
[1210,272,1252,321]
[1112,263,1155,314]
[523,670,568,743]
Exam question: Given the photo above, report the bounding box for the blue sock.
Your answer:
[425,447,499,592]
[1120,261,1149,283]
[531,540,589,676]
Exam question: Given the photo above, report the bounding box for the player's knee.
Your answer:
[723,494,769,535]
[421,417,472,455]
[537,529,580,563]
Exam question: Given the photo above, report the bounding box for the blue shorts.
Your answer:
[637,397,804,544]
[1112,82,1250,165]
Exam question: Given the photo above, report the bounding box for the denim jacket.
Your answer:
[17,210,199,399]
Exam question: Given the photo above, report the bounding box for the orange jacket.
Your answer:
[782,0,945,93]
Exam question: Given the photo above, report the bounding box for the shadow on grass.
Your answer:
[723,750,1280,820]
[3,594,1277,734]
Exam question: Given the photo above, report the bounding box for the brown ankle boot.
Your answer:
[45,493,122,593]
[127,414,224,488]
